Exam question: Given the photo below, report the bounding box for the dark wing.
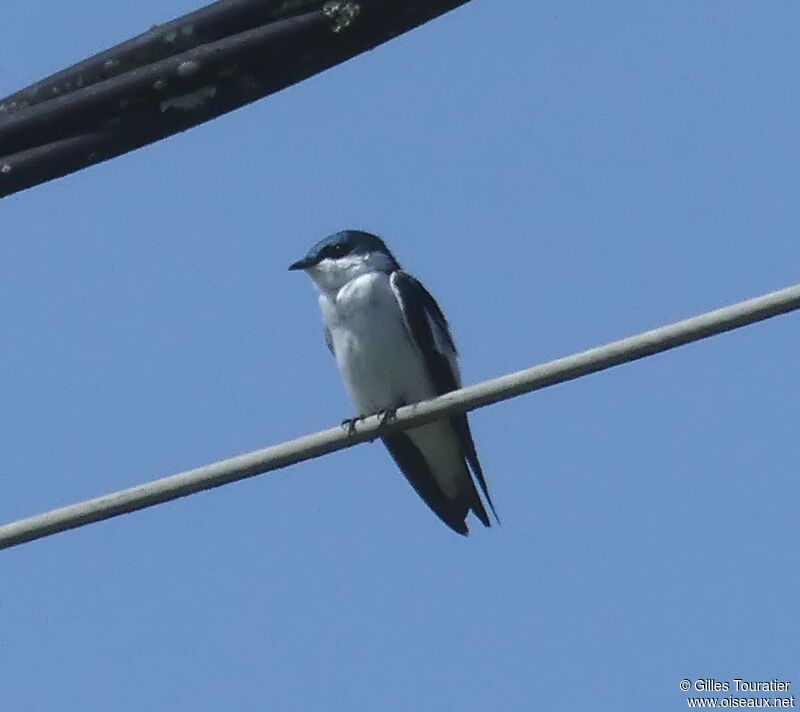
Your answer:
[389,271,497,524]
[324,326,334,355]
[382,434,469,535]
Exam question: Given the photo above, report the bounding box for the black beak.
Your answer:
[288,256,314,271]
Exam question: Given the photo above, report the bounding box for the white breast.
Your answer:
[319,272,435,415]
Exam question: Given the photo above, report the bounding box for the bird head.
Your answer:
[289,230,400,293]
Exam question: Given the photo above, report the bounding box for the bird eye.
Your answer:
[328,243,348,258]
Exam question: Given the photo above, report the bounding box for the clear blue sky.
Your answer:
[2,2,798,710]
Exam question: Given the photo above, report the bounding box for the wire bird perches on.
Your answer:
[0,0,471,198]
[0,283,798,551]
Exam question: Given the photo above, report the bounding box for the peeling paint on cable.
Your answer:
[323,1,360,33]
[159,85,217,112]
[176,60,201,78]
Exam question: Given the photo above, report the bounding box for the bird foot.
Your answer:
[341,416,364,436]
[341,408,398,437]
[377,407,398,427]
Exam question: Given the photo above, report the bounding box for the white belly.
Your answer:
[321,272,434,415]
[319,271,468,500]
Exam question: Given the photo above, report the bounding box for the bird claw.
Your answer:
[341,408,397,437]
[377,408,398,427]
[341,416,363,436]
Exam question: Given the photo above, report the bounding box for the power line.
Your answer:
[1,282,798,550]
[0,0,471,198]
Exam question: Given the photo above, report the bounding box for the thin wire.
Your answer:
[1,282,798,550]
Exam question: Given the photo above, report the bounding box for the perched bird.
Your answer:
[289,229,496,535]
